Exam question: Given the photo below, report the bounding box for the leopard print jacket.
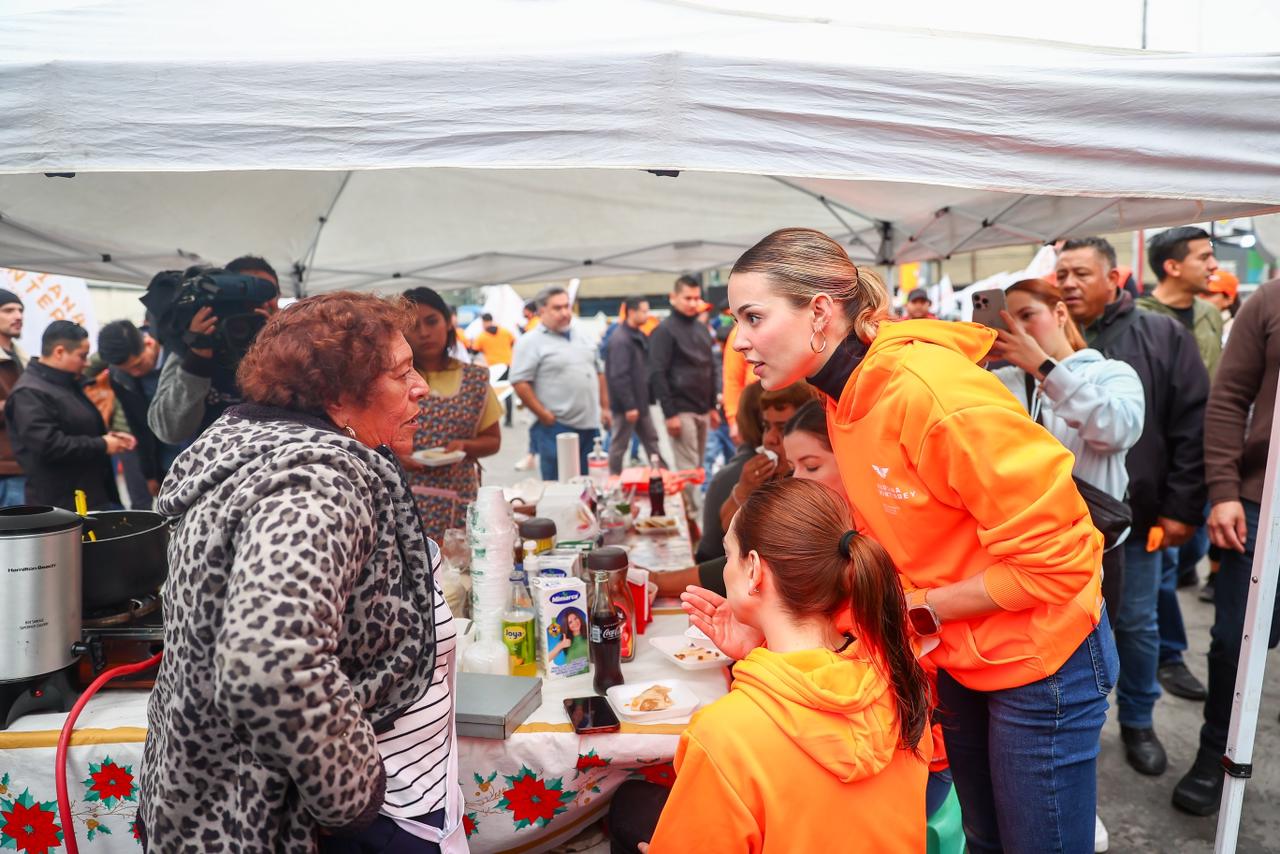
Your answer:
[139,404,438,852]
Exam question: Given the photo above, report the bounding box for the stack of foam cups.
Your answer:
[467,486,516,643]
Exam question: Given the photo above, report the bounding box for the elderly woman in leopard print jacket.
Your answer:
[140,293,464,853]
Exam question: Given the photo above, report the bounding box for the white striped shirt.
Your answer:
[378,541,458,823]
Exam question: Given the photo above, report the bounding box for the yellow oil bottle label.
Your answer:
[502,617,537,676]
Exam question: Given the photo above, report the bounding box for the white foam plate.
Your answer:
[649,634,732,671]
[412,447,467,467]
[606,679,701,722]
[634,516,679,536]
[684,624,712,644]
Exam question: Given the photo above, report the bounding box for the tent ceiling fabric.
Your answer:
[1,0,1279,292]
[0,169,1272,292]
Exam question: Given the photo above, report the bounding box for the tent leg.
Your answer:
[1214,371,1280,853]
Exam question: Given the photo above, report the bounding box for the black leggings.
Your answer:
[607,780,671,854]
[1101,545,1123,629]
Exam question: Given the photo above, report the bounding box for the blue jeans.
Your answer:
[0,476,25,507]
[1116,538,1162,727]
[937,619,1117,854]
[530,421,599,482]
[1157,522,1209,665]
[701,421,735,493]
[1200,500,1276,758]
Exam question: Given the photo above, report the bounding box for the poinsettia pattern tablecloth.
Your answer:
[0,614,728,854]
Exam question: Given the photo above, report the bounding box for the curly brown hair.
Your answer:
[237,292,414,415]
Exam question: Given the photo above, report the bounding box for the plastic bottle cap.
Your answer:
[519,517,557,539]
[586,546,629,571]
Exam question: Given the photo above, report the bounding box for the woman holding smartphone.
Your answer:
[990,277,1145,626]
[687,228,1116,854]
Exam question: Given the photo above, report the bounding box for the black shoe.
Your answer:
[1172,753,1223,816]
[1198,582,1215,603]
[1178,567,1200,588]
[1121,726,1168,776]
[1159,661,1208,701]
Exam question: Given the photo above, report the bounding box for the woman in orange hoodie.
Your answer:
[648,477,931,853]
[692,228,1117,854]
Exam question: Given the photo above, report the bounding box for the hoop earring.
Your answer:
[343,424,357,440]
[809,330,828,354]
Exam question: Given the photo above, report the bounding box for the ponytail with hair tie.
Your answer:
[838,530,858,559]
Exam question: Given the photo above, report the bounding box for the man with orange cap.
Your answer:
[1205,269,1240,338]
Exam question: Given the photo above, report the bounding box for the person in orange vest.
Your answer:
[703,227,1112,854]
[642,477,931,853]
[720,325,758,444]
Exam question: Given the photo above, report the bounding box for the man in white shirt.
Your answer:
[509,286,610,481]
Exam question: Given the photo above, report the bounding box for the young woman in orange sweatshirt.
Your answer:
[690,228,1118,854]
[651,477,932,853]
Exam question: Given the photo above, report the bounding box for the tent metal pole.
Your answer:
[296,171,353,297]
[0,214,152,280]
[1214,370,1280,853]
[767,177,880,228]
[768,176,884,258]
[1051,199,1119,241]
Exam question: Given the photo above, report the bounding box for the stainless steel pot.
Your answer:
[0,506,82,683]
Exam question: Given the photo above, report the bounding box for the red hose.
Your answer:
[56,652,163,854]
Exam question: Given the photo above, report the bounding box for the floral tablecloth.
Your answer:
[0,613,726,854]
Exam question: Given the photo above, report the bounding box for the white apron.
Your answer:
[392,644,469,853]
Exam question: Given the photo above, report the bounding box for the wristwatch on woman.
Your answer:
[906,590,942,637]
[1037,358,1058,381]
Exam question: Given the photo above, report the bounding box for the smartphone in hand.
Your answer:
[971,288,1009,332]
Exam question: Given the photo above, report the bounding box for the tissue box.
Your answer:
[456,673,543,739]
[531,576,590,679]
[535,548,581,579]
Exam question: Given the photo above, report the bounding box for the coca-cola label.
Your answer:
[591,623,622,643]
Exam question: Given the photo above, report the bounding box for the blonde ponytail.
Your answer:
[731,228,890,342]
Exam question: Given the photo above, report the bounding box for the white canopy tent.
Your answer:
[1,0,1278,294]
[5,3,1280,850]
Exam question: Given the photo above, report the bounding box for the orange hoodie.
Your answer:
[648,644,930,854]
[826,320,1103,692]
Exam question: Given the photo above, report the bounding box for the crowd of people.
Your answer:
[1,218,1272,853]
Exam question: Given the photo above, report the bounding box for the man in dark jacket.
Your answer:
[1137,226,1222,702]
[6,321,135,510]
[650,276,718,505]
[1058,237,1209,778]
[98,320,183,504]
[604,297,664,474]
[0,288,28,506]
[1172,276,1280,815]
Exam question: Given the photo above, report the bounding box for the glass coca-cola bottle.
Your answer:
[589,570,624,694]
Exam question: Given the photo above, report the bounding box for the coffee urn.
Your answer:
[0,506,86,728]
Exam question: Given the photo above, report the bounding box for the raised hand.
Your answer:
[680,585,763,661]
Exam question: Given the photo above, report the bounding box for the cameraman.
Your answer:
[147,255,280,444]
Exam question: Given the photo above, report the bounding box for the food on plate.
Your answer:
[629,684,674,712]
[673,643,727,663]
[418,448,453,460]
[636,516,678,532]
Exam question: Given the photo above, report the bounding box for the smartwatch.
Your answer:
[907,591,942,637]
[1037,358,1058,381]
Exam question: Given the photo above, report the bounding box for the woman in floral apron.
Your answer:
[402,288,503,545]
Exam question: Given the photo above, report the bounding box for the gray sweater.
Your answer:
[140,404,438,852]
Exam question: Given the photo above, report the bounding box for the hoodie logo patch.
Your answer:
[871,465,889,479]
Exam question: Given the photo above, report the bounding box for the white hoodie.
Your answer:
[995,348,1145,503]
